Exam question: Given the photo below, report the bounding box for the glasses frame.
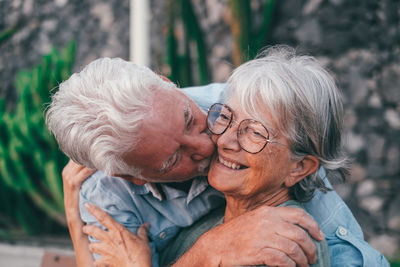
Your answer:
[207,103,277,154]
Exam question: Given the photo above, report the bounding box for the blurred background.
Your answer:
[0,0,399,265]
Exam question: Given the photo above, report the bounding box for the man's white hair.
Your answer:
[46,58,175,177]
[223,45,349,201]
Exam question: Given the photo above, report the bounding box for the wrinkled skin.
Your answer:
[83,203,152,267]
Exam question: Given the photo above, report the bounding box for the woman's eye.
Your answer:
[220,113,230,121]
[245,126,266,140]
[256,131,267,139]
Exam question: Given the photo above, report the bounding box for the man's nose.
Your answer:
[189,131,215,161]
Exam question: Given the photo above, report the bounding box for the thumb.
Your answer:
[137,223,150,241]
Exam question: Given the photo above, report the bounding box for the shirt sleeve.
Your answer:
[79,173,160,267]
[305,168,390,266]
[181,83,226,112]
[326,229,390,267]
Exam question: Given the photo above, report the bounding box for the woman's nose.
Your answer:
[215,124,241,152]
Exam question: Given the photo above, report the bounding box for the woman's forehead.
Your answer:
[226,94,279,136]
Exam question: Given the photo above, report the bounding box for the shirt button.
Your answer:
[338,226,347,236]
[159,231,167,239]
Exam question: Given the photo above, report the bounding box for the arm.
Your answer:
[82,203,152,267]
[72,194,322,267]
[305,169,390,266]
[62,160,95,267]
[172,205,324,267]
[78,168,162,266]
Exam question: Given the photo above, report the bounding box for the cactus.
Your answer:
[0,41,75,234]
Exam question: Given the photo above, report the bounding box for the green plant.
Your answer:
[391,258,400,267]
[229,0,276,66]
[0,22,21,45]
[164,0,276,87]
[0,26,17,45]
[0,41,75,234]
[166,0,211,87]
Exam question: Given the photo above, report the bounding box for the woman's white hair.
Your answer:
[46,58,175,177]
[223,45,349,202]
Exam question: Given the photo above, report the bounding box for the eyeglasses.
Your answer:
[207,103,284,154]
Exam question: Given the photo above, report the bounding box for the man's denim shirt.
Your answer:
[80,83,389,267]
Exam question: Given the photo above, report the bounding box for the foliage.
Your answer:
[0,19,26,45]
[165,0,276,86]
[229,0,275,66]
[391,258,400,267]
[166,0,210,87]
[229,0,276,66]
[0,26,18,45]
[0,41,75,235]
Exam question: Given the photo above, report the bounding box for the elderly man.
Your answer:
[47,57,388,267]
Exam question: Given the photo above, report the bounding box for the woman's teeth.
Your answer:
[218,156,242,170]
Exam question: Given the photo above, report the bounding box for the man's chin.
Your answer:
[196,158,211,176]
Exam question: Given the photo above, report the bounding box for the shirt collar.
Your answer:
[143,176,209,203]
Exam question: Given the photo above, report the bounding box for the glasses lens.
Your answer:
[207,104,232,134]
[238,120,269,153]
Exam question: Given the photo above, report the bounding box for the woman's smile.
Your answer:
[216,155,248,170]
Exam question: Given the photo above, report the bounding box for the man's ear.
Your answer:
[284,155,319,188]
[158,75,172,83]
[113,174,148,186]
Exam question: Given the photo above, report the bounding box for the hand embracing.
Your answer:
[83,203,152,267]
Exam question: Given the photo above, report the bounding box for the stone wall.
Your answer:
[0,0,130,104]
[1,0,399,258]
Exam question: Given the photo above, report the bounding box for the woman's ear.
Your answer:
[284,155,319,187]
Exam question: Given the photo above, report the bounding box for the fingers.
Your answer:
[272,207,319,264]
[82,224,109,242]
[245,206,319,265]
[265,233,309,267]
[85,204,151,243]
[85,203,125,233]
[89,241,114,257]
[94,256,115,267]
[276,207,324,241]
[94,259,112,267]
[78,167,96,181]
[275,221,317,264]
[136,223,150,242]
[63,159,86,175]
[62,159,95,188]
[259,248,296,267]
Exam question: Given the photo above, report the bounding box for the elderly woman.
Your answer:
[79,46,347,266]
[159,46,343,266]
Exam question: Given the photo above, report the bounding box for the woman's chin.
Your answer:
[208,159,247,193]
